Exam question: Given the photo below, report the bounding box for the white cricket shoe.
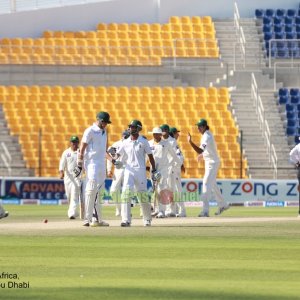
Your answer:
[165,212,176,218]
[121,221,131,227]
[144,220,151,227]
[151,211,159,217]
[0,211,9,219]
[198,211,209,217]
[215,204,230,216]
[176,213,187,218]
[156,212,165,218]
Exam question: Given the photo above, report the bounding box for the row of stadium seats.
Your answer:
[0,85,247,178]
[0,16,219,65]
[256,7,300,58]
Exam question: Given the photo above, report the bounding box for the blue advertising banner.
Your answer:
[0,177,298,203]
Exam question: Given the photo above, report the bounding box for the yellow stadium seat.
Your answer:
[97,23,107,31]
[169,16,180,24]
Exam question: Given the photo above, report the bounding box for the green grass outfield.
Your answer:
[0,205,300,300]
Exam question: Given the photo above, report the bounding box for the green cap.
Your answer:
[160,124,170,131]
[70,136,79,143]
[128,119,142,129]
[169,127,180,134]
[96,111,111,124]
[195,119,207,127]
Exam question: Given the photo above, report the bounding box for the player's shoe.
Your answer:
[83,221,90,227]
[198,211,209,217]
[121,221,131,227]
[156,212,165,218]
[151,211,159,217]
[165,212,176,218]
[176,213,186,217]
[69,216,76,220]
[215,204,230,216]
[144,220,151,227]
[90,220,110,227]
[0,211,9,219]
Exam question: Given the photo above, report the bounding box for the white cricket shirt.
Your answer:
[289,143,300,164]
[199,130,220,163]
[117,136,152,169]
[82,123,107,164]
[59,147,79,178]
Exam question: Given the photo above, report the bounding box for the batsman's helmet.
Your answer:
[195,119,207,127]
[128,119,142,130]
[96,111,111,124]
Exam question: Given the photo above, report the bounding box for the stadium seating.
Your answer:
[0,16,219,66]
[256,6,300,58]
[0,85,247,178]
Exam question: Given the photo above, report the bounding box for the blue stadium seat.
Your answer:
[290,88,300,96]
[285,24,294,33]
[296,25,300,32]
[263,24,272,33]
[286,32,297,39]
[287,9,297,17]
[265,9,275,17]
[275,32,285,39]
[285,16,294,25]
[295,16,300,24]
[287,119,297,127]
[297,104,300,111]
[279,87,289,97]
[279,96,289,104]
[291,94,300,104]
[286,103,295,112]
[263,16,272,25]
[276,9,286,17]
[286,111,296,119]
[294,136,300,144]
[287,126,296,136]
[274,24,283,33]
[264,32,273,41]
[274,16,284,25]
[255,9,264,18]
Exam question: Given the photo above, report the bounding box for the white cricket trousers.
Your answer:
[64,176,81,218]
[110,168,124,215]
[121,167,151,224]
[201,161,226,214]
[153,167,170,214]
[84,162,106,223]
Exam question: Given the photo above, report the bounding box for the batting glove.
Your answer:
[73,166,82,178]
[296,162,300,168]
[151,169,161,182]
[107,147,117,158]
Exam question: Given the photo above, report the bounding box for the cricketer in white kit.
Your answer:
[74,111,111,227]
[188,119,229,217]
[59,135,81,219]
[0,204,8,220]
[169,127,186,217]
[160,124,181,217]
[116,120,158,227]
[289,142,300,186]
[107,130,130,216]
[148,127,181,218]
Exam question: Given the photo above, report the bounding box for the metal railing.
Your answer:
[251,73,278,178]
[0,142,12,176]
[273,61,300,91]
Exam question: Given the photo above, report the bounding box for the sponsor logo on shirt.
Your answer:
[202,144,207,149]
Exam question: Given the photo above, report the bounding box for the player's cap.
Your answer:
[148,127,162,134]
[128,119,142,129]
[160,124,170,131]
[169,127,180,134]
[70,136,79,143]
[195,119,208,127]
[96,111,112,124]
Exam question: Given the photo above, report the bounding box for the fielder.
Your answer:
[169,127,186,217]
[188,119,229,217]
[107,130,130,216]
[149,127,181,218]
[59,135,81,219]
[0,204,8,220]
[74,111,111,227]
[116,120,158,227]
[160,124,180,217]
[289,142,300,185]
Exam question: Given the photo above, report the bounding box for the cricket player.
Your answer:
[160,124,180,217]
[188,119,229,217]
[0,204,8,220]
[107,130,130,216]
[169,127,186,217]
[59,135,81,219]
[116,120,158,227]
[289,142,300,185]
[74,111,111,227]
[149,127,181,218]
